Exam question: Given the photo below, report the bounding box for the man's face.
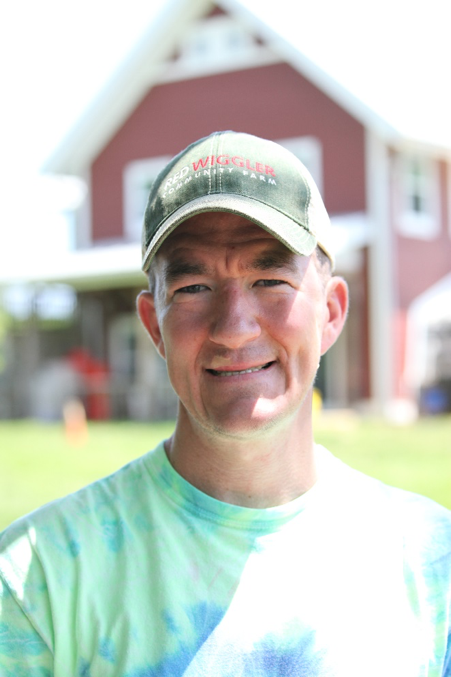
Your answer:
[138,212,347,440]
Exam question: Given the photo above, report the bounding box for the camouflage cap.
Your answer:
[142,131,334,271]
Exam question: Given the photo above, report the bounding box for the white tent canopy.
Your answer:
[405,273,451,390]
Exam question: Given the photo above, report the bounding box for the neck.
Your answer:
[164,404,317,508]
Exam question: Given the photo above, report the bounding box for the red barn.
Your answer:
[3,0,451,420]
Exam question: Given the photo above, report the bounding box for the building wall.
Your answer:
[86,61,371,411]
[91,62,366,241]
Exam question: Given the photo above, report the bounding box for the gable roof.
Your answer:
[43,0,406,177]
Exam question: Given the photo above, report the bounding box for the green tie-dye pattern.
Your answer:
[0,442,449,676]
[1,667,52,677]
[0,622,48,658]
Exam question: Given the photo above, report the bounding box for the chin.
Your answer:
[198,398,302,440]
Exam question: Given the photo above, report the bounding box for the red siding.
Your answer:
[91,63,366,240]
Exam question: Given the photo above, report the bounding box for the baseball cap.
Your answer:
[141,131,335,271]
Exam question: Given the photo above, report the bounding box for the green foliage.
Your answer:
[0,416,450,531]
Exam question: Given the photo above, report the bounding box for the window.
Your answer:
[123,156,171,242]
[124,138,323,243]
[277,136,323,195]
[178,16,255,68]
[396,154,439,239]
[2,283,77,321]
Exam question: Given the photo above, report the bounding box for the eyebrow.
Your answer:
[248,250,299,273]
[161,248,298,286]
[163,260,210,286]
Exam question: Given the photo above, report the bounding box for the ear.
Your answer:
[136,291,166,360]
[320,276,349,355]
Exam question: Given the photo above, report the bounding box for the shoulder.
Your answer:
[0,444,168,651]
[318,446,451,565]
[384,484,451,566]
[0,445,163,569]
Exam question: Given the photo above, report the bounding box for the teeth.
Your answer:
[212,364,269,377]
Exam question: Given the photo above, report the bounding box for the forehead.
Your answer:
[156,212,294,259]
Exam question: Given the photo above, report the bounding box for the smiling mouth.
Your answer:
[207,361,274,377]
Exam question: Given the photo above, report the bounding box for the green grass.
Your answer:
[0,416,450,531]
[314,413,451,509]
[0,420,175,531]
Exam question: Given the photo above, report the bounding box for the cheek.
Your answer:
[276,299,325,373]
[159,309,205,376]
[280,296,322,340]
[161,307,206,344]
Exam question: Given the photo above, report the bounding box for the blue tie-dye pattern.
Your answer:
[185,602,225,647]
[0,622,48,658]
[244,634,327,677]
[126,603,226,677]
[101,518,126,552]
[444,633,451,677]
[162,609,181,636]
[99,637,117,664]
[125,613,327,677]
[78,658,92,677]
[62,517,81,558]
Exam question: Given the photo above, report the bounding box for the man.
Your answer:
[1,131,450,676]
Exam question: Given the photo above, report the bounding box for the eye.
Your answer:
[254,279,286,287]
[175,284,209,294]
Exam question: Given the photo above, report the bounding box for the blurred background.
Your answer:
[1,0,450,527]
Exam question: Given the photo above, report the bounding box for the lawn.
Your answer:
[0,415,450,531]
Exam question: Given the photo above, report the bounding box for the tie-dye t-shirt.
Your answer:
[0,442,450,676]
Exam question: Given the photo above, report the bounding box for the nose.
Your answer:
[209,285,261,348]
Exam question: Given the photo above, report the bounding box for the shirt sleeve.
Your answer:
[0,574,53,677]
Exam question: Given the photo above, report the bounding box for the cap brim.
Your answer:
[142,193,317,272]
